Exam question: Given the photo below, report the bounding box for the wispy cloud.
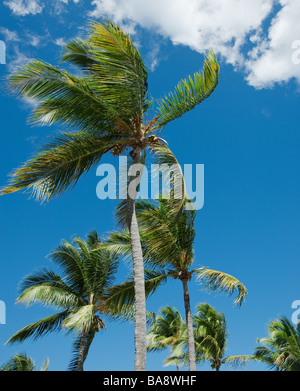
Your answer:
[4,0,44,16]
[0,27,20,43]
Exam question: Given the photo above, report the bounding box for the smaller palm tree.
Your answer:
[0,353,49,371]
[104,198,247,371]
[254,316,300,371]
[165,303,250,371]
[147,306,187,371]
[6,230,130,371]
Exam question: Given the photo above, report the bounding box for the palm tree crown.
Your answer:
[254,316,300,371]
[6,230,125,371]
[0,353,49,371]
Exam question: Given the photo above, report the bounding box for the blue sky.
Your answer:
[0,0,299,371]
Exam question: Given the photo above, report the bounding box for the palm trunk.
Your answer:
[127,148,147,371]
[77,330,88,371]
[181,278,196,371]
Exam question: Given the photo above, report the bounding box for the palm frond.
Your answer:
[17,267,80,309]
[0,353,35,371]
[88,20,149,119]
[149,142,187,217]
[7,60,116,131]
[103,269,168,313]
[224,354,255,367]
[156,51,219,127]
[61,39,97,71]
[0,131,114,201]
[195,268,248,306]
[62,305,95,334]
[6,311,70,344]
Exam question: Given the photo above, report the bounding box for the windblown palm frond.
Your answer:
[104,269,168,312]
[17,267,80,309]
[6,311,70,344]
[0,131,117,201]
[88,20,149,118]
[61,39,97,71]
[156,51,219,128]
[195,268,248,306]
[149,142,187,217]
[224,355,255,367]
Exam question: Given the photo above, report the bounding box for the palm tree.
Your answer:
[147,306,187,371]
[103,198,247,371]
[0,353,49,371]
[6,230,128,371]
[150,304,250,371]
[191,303,250,370]
[0,20,219,370]
[253,316,300,371]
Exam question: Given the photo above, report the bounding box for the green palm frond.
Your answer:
[164,352,194,369]
[7,60,116,130]
[156,51,219,127]
[224,355,255,367]
[17,267,80,309]
[195,268,248,306]
[6,311,70,344]
[61,39,97,71]
[149,142,187,217]
[0,131,115,201]
[62,305,95,333]
[50,238,89,294]
[104,269,168,312]
[88,20,149,118]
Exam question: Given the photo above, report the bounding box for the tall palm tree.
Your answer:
[147,306,187,371]
[253,316,300,371]
[103,198,247,371]
[6,230,128,371]
[0,353,49,371]
[0,20,219,370]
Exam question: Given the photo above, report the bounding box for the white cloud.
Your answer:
[54,37,66,46]
[4,0,43,16]
[245,0,300,88]
[89,0,273,67]
[89,0,300,89]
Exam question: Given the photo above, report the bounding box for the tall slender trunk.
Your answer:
[127,148,147,371]
[77,330,88,371]
[181,278,196,371]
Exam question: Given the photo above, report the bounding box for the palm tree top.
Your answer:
[105,198,247,306]
[0,19,219,202]
[254,316,300,371]
[0,353,49,371]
